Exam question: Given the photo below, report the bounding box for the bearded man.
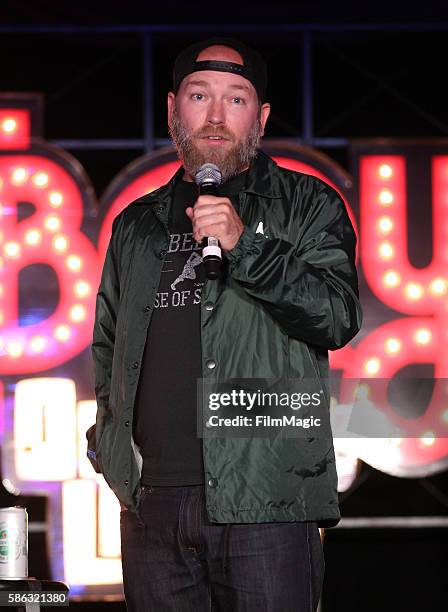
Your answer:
[89,37,362,612]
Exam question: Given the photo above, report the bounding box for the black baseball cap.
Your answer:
[172,37,268,103]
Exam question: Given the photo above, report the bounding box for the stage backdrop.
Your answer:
[0,94,447,599]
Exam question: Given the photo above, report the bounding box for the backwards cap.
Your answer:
[172,37,268,103]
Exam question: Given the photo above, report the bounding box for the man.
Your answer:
[88,37,362,611]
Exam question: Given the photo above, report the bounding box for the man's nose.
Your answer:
[206,99,225,125]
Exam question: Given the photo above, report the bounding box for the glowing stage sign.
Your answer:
[0,154,100,373]
[1,97,448,598]
[332,147,448,477]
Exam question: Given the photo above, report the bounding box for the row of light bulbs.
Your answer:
[382,273,447,298]
[3,235,82,267]
[373,163,448,299]
[364,327,432,376]
[0,167,64,206]
[1,319,77,358]
[0,301,88,355]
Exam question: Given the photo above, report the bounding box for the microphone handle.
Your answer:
[199,183,222,280]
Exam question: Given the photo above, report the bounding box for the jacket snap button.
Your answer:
[204,302,214,311]
[156,205,165,213]
[206,360,216,369]
[124,420,130,427]
[159,249,167,258]
[132,361,139,369]
[124,480,129,486]
[208,478,218,488]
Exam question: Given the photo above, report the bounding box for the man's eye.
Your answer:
[192,93,204,101]
[232,97,244,104]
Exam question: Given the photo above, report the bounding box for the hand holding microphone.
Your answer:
[185,163,244,280]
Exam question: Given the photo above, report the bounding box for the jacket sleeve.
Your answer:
[226,178,362,350]
[88,212,124,470]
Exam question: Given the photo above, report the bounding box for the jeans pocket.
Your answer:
[134,485,154,528]
[138,484,154,510]
[140,484,153,497]
[120,486,153,518]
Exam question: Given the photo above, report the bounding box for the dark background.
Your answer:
[0,2,448,610]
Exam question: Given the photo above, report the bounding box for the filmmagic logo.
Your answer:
[207,414,321,429]
[208,389,323,411]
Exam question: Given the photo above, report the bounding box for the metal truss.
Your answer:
[2,22,448,152]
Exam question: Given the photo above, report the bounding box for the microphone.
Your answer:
[194,163,223,280]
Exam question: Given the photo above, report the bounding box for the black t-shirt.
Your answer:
[133,169,248,485]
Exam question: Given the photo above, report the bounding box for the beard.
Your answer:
[168,104,262,183]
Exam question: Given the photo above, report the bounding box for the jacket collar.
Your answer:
[142,149,282,207]
[243,150,281,199]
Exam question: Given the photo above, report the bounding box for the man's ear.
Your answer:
[259,102,271,136]
[167,91,175,127]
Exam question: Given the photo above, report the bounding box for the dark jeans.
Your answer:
[120,483,325,612]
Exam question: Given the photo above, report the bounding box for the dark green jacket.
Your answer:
[89,150,362,527]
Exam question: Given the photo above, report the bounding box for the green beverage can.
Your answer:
[0,507,28,578]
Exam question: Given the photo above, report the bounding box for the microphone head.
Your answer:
[194,163,222,187]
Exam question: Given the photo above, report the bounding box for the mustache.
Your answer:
[193,128,234,140]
